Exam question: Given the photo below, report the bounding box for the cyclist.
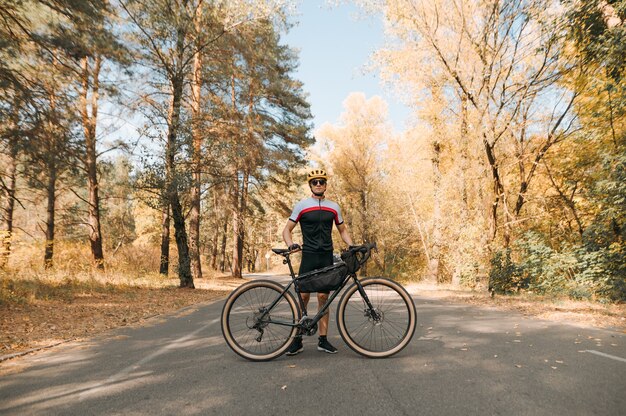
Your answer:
[282,168,354,355]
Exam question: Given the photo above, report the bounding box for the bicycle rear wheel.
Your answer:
[337,277,416,358]
[221,280,299,361]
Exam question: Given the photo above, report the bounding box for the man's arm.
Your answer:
[337,222,354,247]
[282,220,297,247]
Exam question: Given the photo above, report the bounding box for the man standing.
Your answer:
[282,168,353,355]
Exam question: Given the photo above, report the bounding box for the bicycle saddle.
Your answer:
[272,248,289,255]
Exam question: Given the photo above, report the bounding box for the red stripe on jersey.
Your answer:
[296,206,340,224]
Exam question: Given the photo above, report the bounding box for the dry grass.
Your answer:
[4,240,180,284]
[0,242,243,357]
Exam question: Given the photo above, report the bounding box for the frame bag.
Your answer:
[296,263,348,293]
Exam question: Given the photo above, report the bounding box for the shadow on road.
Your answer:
[0,291,624,415]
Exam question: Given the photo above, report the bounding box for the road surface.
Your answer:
[0,276,624,415]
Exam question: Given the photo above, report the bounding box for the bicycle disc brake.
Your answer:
[365,307,384,325]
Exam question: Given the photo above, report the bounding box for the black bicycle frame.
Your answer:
[259,249,376,330]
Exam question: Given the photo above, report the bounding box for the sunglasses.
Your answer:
[310,179,327,186]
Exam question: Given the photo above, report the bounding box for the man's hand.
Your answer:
[288,243,301,251]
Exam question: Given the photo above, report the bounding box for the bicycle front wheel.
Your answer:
[221,280,299,361]
[337,277,416,358]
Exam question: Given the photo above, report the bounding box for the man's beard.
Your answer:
[312,190,325,197]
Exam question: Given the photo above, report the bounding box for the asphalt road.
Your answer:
[0,276,624,415]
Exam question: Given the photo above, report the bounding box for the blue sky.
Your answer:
[111,1,411,158]
[283,1,411,133]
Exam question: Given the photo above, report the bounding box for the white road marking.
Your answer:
[585,350,626,363]
[79,318,220,400]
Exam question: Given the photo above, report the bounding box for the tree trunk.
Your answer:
[0,135,18,268]
[159,206,170,275]
[209,190,219,270]
[188,7,203,280]
[429,140,442,284]
[483,134,510,246]
[452,94,470,286]
[43,88,58,270]
[171,192,194,288]
[459,93,470,212]
[167,68,193,287]
[210,229,218,270]
[248,248,257,273]
[232,171,249,278]
[220,220,227,272]
[230,171,248,279]
[232,174,246,278]
[44,162,57,269]
[0,95,20,268]
[80,55,105,270]
[231,177,239,278]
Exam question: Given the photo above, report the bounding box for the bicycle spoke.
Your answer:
[339,280,415,356]
[223,283,297,359]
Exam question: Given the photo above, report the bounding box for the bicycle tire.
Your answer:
[337,277,416,358]
[221,280,300,361]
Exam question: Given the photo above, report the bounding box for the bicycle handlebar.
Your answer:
[347,242,377,266]
[272,242,377,264]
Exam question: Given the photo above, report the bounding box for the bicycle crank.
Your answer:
[300,317,318,336]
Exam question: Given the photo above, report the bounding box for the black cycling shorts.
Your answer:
[299,251,334,293]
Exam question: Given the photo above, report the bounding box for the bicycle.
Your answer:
[220,242,417,361]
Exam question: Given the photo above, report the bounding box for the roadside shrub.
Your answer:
[488,231,626,302]
[488,249,525,295]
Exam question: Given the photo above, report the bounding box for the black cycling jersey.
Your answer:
[288,197,344,253]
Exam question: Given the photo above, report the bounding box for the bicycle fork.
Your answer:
[355,279,382,322]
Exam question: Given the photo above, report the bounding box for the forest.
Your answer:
[1,0,624,302]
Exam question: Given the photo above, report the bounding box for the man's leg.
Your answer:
[317,292,337,353]
[301,292,310,309]
[286,292,310,356]
[317,292,329,335]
